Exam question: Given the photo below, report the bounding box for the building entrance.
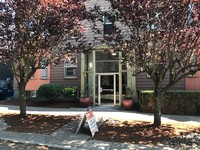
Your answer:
[82,49,133,106]
[96,73,119,105]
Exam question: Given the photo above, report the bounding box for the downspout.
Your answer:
[118,51,122,106]
[92,49,96,105]
[80,53,85,97]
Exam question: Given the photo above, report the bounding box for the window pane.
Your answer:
[104,24,115,35]
[41,68,47,78]
[96,51,119,73]
[96,51,118,61]
[96,61,118,73]
[104,16,112,24]
[65,67,77,77]
[64,56,77,78]
[103,14,116,35]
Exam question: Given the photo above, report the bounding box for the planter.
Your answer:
[122,99,134,110]
[80,97,91,107]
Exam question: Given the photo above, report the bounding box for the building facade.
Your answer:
[0,62,13,99]
[13,0,200,105]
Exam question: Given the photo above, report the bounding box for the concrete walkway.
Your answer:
[0,104,200,150]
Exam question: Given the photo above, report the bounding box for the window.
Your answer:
[147,12,161,31]
[103,13,116,35]
[188,54,197,77]
[26,91,37,98]
[96,50,119,73]
[69,36,78,40]
[146,73,151,78]
[64,58,77,78]
[41,67,48,78]
[188,73,196,77]
[187,3,195,26]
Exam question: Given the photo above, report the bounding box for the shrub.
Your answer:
[37,84,61,101]
[0,91,5,100]
[139,90,200,116]
[138,90,154,113]
[62,87,78,99]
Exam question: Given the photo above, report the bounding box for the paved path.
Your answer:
[0,104,200,150]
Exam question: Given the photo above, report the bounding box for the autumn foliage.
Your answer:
[0,0,89,116]
[91,0,200,126]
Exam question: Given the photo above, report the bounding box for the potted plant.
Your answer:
[122,87,135,110]
[80,85,91,107]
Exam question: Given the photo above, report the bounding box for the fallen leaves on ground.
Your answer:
[0,113,78,134]
[0,100,200,145]
[92,119,200,145]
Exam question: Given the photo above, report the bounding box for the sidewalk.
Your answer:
[0,104,200,149]
[1,104,200,124]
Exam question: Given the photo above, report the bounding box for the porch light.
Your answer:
[112,52,117,56]
[110,49,117,56]
[89,62,92,68]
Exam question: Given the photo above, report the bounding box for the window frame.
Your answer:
[103,13,116,35]
[64,57,78,79]
[41,67,48,79]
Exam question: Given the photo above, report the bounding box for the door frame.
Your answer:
[95,73,119,106]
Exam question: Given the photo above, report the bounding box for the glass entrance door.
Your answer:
[96,73,119,105]
[95,50,119,105]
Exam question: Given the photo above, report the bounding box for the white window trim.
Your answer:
[103,15,113,25]
[41,67,48,79]
[187,74,196,78]
[64,59,78,79]
[103,14,116,35]
[146,73,151,78]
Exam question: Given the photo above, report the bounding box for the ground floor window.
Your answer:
[26,90,37,98]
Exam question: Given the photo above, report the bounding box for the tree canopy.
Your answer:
[91,0,200,126]
[0,0,91,116]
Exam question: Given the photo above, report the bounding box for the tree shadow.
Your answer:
[0,100,80,108]
[0,140,49,150]
[2,113,79,134]
[92,120,200,146]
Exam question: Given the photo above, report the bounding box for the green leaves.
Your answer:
[62,86,78,99]
[37,84,61,101]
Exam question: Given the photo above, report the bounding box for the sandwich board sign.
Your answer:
[76,109,98,137]
[85,109,98,137]
[75,114,86,135]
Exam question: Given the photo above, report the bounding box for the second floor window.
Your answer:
[41,67,48,78]
[64,58,77,78]
[103,13,116,35]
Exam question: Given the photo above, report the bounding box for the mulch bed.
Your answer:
[0,100,80,108]
[1,113,79,134]
[0,100,200,145]
[92,119,200,145]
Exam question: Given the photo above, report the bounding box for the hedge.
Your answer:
[138,90,200,116]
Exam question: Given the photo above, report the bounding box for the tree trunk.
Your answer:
[153,90,164,126]
[18,82,27,117]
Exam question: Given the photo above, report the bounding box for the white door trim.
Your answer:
[96,73,119,106]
